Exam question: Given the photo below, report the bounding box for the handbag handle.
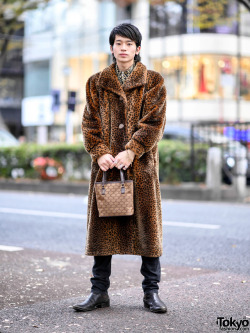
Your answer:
[102,169,125,184]
[101,169,126,195]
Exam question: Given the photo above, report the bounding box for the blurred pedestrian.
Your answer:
[73,23,167,313]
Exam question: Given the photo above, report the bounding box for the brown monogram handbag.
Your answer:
[95,169,134,217]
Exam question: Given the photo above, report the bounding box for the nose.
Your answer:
[121,44,127,51]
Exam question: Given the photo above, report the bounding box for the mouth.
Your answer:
[119,54,127,56]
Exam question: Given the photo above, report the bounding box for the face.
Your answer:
[110,35,141,66]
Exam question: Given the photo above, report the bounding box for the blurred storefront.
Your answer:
[149,0,250,122]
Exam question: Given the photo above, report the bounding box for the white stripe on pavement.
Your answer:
[0,207,87,219]
[0,245,23,251]
[0,207,220,230]
[163,221,220,229]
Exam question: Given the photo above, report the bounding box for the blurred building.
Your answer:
[23,0,116,143]
[148,0,250,123]
[22,0,250,143]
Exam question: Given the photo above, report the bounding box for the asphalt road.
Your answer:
[0,190,249,273]
[0,190,249,333]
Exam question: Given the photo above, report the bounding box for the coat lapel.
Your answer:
[98,62,147,97]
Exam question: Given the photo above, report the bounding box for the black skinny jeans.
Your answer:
[90,255,161,294]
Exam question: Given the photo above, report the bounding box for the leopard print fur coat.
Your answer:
[82,61,167,257]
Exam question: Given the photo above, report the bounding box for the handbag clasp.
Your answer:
[121,183,125,194]
[101,185,105,195]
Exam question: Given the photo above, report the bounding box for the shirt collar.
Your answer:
[115,62,136,85]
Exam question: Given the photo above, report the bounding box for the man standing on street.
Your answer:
[73,23,167,313]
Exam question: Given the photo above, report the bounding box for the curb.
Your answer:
[1,179,249,202]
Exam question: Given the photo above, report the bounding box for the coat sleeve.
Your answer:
[81,75,111,162]
[125,74,166,159]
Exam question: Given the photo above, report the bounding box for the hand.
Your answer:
[110,150,135,170]
[97,154,115,172]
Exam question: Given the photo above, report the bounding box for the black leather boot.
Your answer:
[72,292,110,312]
[143,292,167,313]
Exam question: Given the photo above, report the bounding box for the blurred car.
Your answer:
[163,125,204,143]
[163,125,232,144]
[162,125,250,185]
[0,129,20,147]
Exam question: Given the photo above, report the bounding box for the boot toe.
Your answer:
[143,292,167,314]
[72,292,110,312]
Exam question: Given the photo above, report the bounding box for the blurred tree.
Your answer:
[0,0,49,71]
[150,0,250,11]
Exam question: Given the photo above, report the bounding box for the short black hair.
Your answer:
[109,23,142,63]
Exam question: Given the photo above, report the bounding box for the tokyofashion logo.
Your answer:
[216,317,249,331]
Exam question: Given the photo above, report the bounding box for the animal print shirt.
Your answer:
[115,62,136,85]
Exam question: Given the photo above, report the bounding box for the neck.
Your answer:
[116,60,134,72]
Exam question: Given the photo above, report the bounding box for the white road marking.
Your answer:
[0,207,220,229]
[163,221,220,229]
[0,245,23,251]
[0,207,87,219]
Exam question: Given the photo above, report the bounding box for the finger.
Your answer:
[118,164,124,169]
[100,163,109,171]
[108,157,115,168]
[108,155,115,163]
[111,158,119,167]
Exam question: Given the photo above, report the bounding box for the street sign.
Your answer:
[21,95,54,126]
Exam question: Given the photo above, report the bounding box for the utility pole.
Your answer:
[62,65,73,144]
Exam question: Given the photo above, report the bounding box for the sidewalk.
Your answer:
[0,248,249,333]
[1,178,250,202]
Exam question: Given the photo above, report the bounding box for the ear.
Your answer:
[136,45,141,55]
[110,45,113,54]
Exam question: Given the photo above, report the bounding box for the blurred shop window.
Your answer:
[25,61,50,98]
[240,58,250,100]
[150,0,239,37]
[218,56,237,99]
[152,55,238,100]
[152,57,181,99]
[180,55,237,100]
[240,3,250,36]
[179,55,237,100]
[149,1,185,38]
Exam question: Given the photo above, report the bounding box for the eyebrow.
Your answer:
[115,39,133,42]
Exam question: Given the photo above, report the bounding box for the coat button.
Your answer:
[119,96,123,101]
[119,123,124,129]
